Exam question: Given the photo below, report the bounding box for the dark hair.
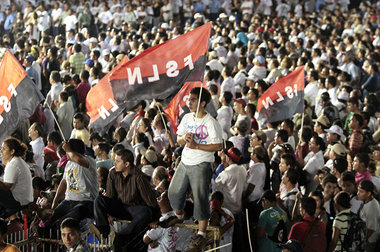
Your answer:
[223,91,233,104]
[309,190,324,204]
[112,143,125,154]
[333,158,348,174]
[68,139,85,155]
[138,100,147,110]
[359,180,374,194]
[60,217,81,232]
[50,70,61,83]
[347,97,359,106]
[209,84,218,95]
[211,191,224,204]
[355,152,370,167]
[48,132,63,146]
[286,168,299,185]
[322,173,337,186]
[98,142,111,154]
[116,149,134,165]
[352,113,364,127]
[97,166,109,190]
[59,91,69,102]
[301,126,313,142]
[312,136,326,151]
[341,171,356,184]
[277,129,289,142]
[3,137,27,157]
[32,176,48,191]
[73,113,85,122]
[252,146,266,161]
[115,127,127,142]
[80,70,89,80]
[90,132,103,142]
[32,122,44,137]
[283,119,294,133]
[281,153,296,168]
[73,43,82,53]
[301,197,316,216]
[334,191,351,209]
[190,87,211,105]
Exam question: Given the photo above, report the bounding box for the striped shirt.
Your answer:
[333,208,350,251]
[69,52,85,74]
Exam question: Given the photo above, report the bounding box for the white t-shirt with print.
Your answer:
[147,211,178,252]
[63,156,98,201]
[177,112,222,166]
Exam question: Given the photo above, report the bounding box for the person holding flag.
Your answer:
[165,87,222,250]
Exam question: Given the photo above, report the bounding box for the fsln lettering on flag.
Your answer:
[0,50,44,143]
[86,23,211,132]
[257,66,305,126]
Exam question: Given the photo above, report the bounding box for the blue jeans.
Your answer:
[168,161,212,220]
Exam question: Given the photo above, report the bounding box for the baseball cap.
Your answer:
[223,147,242,163]
[219,13,228,19]
[326,125,343,137]
[89,37,98,43]
[194,13,203,19]
[331,143,347,156]
[161,23,169,29]
[103,49,110,56]
[256,55,265,65]
[233,98,246,107]
[337,91,349,101]
[142,149,158,164]
[26,55,35,62]
[278,239,304,252]
[84,59,94,67]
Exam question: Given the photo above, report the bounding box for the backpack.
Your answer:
[301,219,327,252]
[339,212,367,252]
[268,218,288,243]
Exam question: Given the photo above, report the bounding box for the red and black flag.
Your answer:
[0,50,44,143]
[257,66,305,126]
[87,22,211,132]
[164,81,206,134]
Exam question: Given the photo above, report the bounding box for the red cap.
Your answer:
[233,98,246,107]
[43,145,59,161]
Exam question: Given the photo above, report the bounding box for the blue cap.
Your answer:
[26,55,35,62]
[84,59,94,67]
[256,55,265,65]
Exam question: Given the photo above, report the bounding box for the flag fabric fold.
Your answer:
[257,66,305,126]
[0,50,44,143]
[86,22,211,132]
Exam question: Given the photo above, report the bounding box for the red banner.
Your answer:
[164,81,207,133]
[86,23,211,132]
[257,66,305,125]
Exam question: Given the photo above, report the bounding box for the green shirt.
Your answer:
[257,206,287,252]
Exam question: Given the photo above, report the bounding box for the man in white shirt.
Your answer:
[305,70,319,107]
[167,88,222,250]
[215,147,246,215]
[29,122,45,172]
[217,91,234,139]
[44,71,63,109]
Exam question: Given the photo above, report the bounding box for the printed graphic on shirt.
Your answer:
[67,168,81,193]
[186,124,209,144]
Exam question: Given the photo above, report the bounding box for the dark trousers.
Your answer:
[0,190,22,219]
[50,200,93,229]
[94,195,152,236]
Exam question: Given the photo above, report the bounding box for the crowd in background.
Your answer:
[1,0,380,251]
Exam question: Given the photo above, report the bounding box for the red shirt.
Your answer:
[288,216,326,247]
[76,81,91,104]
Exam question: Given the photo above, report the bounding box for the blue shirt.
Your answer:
[4,13,16,31]
[26,66,39,86]
[208,0,220,14]
[193,2,205,13]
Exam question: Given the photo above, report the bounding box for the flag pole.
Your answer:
[195,82,203,119]
[156,104,168,133]
[298,113,305,145]
[46,102,66,141]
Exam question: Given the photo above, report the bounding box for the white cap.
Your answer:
[103,49,110,56]
[194,13,203,19]
[326,125,344,137]
[219,13,228,19]
[161,23,169,29]
[89,37,98,43]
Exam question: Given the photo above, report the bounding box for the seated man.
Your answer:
[51,139,98,229]
[91,149,158,249]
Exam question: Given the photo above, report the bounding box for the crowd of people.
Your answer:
[1,0,380,251]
